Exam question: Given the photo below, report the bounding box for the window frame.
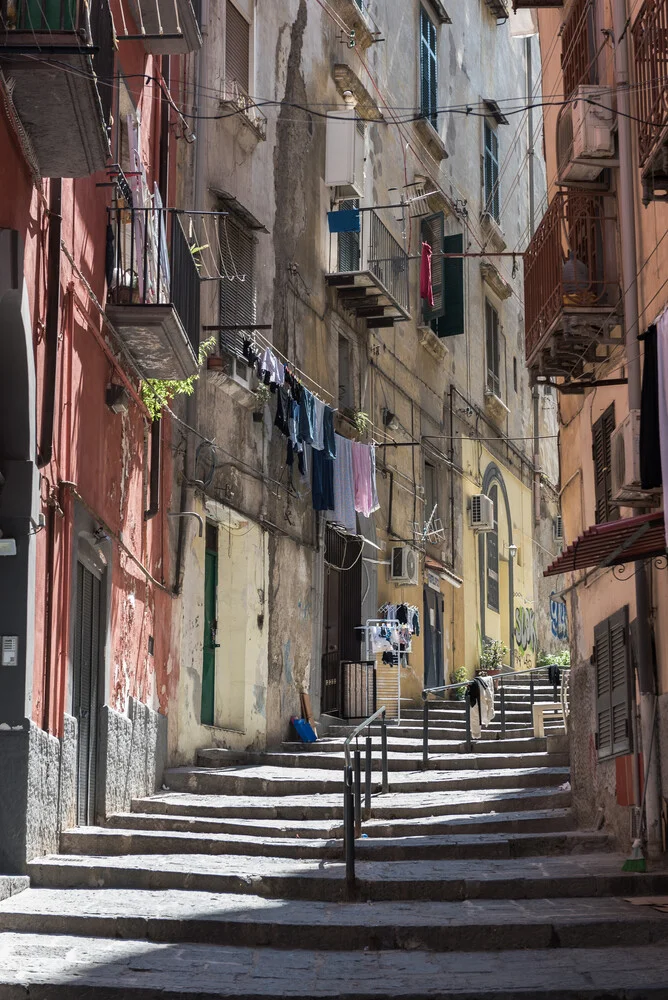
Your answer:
[225,0,254,97]
[486,484,500,613]
[419,5,438,129]
[483,119,500,223]
[219,213,257,387]
[485,299,501,399]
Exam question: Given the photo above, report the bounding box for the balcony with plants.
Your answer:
[0,0,113,176]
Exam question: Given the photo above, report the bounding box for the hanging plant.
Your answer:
[141,336,215,421]
[353,409,371,435]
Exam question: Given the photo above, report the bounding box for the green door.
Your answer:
[201,541,218,726]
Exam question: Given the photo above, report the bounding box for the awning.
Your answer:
[544,511,666,577]
[425,555,463,589]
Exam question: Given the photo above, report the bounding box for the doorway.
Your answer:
[201,521,218,726]
[423,585,444,690]
[72,560,103,825]
[320,526,362,715]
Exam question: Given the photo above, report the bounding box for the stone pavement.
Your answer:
[1,684,668,997]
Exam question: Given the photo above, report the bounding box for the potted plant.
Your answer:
[478,637,508,679]
[252,383,271,422]
[450,666,467,701]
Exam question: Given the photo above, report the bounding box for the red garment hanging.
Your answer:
[420,241,434,306]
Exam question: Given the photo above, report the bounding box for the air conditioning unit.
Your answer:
[610,409,661,506]
[553,514,564,542]
[389,545,419,585]
[325,105,366,199]
[557,85,616,184]
[469,493,495,531]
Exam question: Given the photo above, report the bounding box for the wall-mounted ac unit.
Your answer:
[469,493,495,531]
[553,514,564,542]
[389,545,419,585]
[557,85,616,184]
[610,409,660,506]
[325,105,366,199]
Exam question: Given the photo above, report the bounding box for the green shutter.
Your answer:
[421,212,445,322]
[433,233,464,338]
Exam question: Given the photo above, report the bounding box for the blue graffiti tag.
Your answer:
[550,593,568,641]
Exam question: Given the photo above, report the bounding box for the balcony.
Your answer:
[632,0,668,203]
[524,192,623,382]
[220,78,267,141]
[107,207,204,380]
[326,210,410,328]
[561,0,596,99]
[129,0,201,53]
[0,0,113,177]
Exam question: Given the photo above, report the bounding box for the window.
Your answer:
[225,0,251,95]
[486,485,499,613]
[419,6,438,129]
[483,120,500,223]
[594,606,631,760]
[513,356,518,393]
[592,404,618,524]
[424,462,437,523]
[420,213,464,337]
[485,300,501,397]
[219,215,256,384]
[338,335,354,410]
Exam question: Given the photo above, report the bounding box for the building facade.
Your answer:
[528,0,668,852]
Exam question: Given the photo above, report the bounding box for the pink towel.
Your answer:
[352,442,376,517]
[420,241,434,306]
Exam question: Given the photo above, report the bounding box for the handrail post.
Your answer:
[354,748,362,837]
[364,735,372,815]
[552,669,558,705]
[344,763,355,885]
[530,673,535,712]
[422,696,429,769]
[500,679,506,739]
[465,686,472,753]
[380,709,389,793]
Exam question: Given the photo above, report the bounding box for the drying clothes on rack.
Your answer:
[379,603,420,637]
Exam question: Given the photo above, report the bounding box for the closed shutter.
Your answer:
[226,0,250,92]
[74,561,102,826]
[484,121,500,222]
[434,233,464,338]
[419,6,437,127]
[421,212,445,323]
[595,606,631,760]
[337,199,361,273]
[219,216,256,371]
[592,403,616,524]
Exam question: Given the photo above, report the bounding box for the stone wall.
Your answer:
[98,697,167,817]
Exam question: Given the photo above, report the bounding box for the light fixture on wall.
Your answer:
[382,408,399,431]
[508,543,518,559]
[106,383,130,414]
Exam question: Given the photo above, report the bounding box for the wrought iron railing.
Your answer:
[632,0,668,167]
[524,192,619,363]
[343,706,388,886]
[330,209,410,315]
[107,206,201,355]
[561,0,596,99]
[221,76,268,140]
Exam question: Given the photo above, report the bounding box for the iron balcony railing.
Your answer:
[632,0,668,168]
[524,192,619,363]
[330,208,410,316]
[107,206,201,355]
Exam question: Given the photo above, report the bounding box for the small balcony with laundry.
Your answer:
[106,205,222,380]
[632,0,668,203]
[325,206,411,328]
[523,191,623,385]
[128,0,202,53]
[0,0,113,176]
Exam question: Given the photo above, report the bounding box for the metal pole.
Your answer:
[364,735,372,814]
[612,0,662,858]
[381,710,389,793]
[354,748,362,837]
[422,697,429,769]
[530,673,535,712]
[465,687,472,753]
[344,763,355,884]
[500,680,506,739]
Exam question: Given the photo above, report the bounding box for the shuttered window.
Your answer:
[226,0,250,92]
[422,221,464,338]
[484,121,500,223]
[420,6,438,128]
[337,199,361,273]
[486,484,499,613]
[219,215,256,382]
[594,606,631,760]
[73,561,102,826]
[592,404,618,524]
[486,300,501,397]
[421,211,445,323]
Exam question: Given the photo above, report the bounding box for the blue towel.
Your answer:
[327,209,361,234]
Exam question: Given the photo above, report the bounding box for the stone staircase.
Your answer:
[2,684,668,997]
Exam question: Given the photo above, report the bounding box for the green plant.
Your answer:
[450,666,467,701]
[478,637,508,675]
[188,243,209,273]
[353,409,371,434]
[253,383,271,410]
[141,336,215,421]
[536,648,571,668]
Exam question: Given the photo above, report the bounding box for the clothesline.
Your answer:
[252,329,336,404]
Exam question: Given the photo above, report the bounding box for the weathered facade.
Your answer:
[530,0,668,852]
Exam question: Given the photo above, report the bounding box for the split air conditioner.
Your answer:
[389,545,419,585]
[557,85,616,185]
[469,494,495,531]
[325,106,366,199]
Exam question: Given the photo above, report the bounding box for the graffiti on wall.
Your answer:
[514,606,537,654]
[550,592,568,641]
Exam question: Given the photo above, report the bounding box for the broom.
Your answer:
[622,699,657,873]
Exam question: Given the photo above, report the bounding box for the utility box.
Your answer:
[325,107,366,199]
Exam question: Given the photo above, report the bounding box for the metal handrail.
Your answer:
[422,663,556,699]
[343,705,389,887]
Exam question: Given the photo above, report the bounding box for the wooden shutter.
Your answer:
[337,199,361,273]
[421,212,445,322]
[592,403,616,524]
[420,7,437,126]
[595,606,630,760]
[226,0,250,92]
[435,233,464,338]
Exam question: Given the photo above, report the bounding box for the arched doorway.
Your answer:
[477,464,515,668]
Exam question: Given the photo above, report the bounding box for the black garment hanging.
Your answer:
[275,387,289,436]
[640,325,662,489]
[467,681,479,707]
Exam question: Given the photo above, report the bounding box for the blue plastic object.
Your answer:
[327,209,361,234]
[292,717,317,743]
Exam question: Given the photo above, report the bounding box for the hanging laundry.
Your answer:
[370,445,380,512]
[323,406,337,459]
[312,397,326,451]
[328,434,357,533]
[299,388,315,445]
[658,310,668,548]
[352,442,373,516]
[274,387,289,436]
[640,325,662,489]
[312,447,335,511]
[420,241,434,307]
[260,347,282,386]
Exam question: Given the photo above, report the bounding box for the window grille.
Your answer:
[219,215,256,383]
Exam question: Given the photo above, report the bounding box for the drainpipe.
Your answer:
[612,0,662,857]
[37,178,62,469]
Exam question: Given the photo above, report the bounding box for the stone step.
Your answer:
[2,889,667,954]
[26,851,668,902]
[163,765,571,798]
[59,826,611,863]
[3,932,668,997]
[132,785,573,821]
[196,747,570,773]
[326,726,567,749]
[108,805,576,839]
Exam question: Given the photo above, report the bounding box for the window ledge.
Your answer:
[419,325,449,362]
[480,260,513,301]
[414,117,449,162]
[480,212,507,252]
[326,0,376,48]
[484,389,509,425]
